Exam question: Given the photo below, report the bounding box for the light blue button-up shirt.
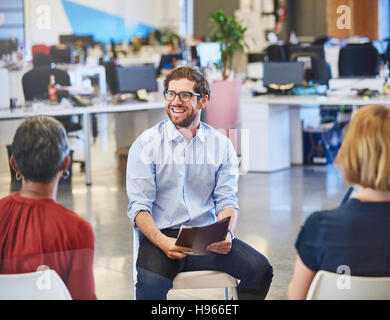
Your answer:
[126,119,239,231]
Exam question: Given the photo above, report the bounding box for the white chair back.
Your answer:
[0,269,72,300]
[306,270,390,300]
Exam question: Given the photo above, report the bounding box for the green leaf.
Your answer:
[208,10,247,79]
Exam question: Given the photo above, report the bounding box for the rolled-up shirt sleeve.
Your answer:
[213,138,239,214]
[126,136,156,226]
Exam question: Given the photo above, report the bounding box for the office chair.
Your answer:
[339,186,354,207]
[304,121,347,165]
[312,36,330,46]
[32,53,52,68]
[247,53,265,63]
[22,66,85,170]
[31,44,52,56]
[306,270,390,300]
[338,44,380,77]
[50,45,73,64]
[22,66,71,100]
[104,60,119,94]
[0,269,72,300]
[265,44,288,61]
[157,53,184,76]
[132,231,239,300]
[384,40,390,67]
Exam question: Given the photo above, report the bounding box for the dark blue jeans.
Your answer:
[136,229,273,300]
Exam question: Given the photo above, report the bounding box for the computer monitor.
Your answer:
[59,34,94,47]
[75,35,95,46]
[288,45,330,84]
[196,42,222,67]
[59,34,77,45]
[0,39,18,56]
[190,45,198,61]
[0,68,9,108]
[116,65,158,93]
[263,61,305,87]
[157,53,184,75]
[50,46,72,64]
[248,53,265,63]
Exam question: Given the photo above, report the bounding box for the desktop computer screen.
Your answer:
[196,42,222,68]
[263,61,305,87]
[116,65,158,93]
[75,35,95,46]
[288,45,330,84]
[0,39,18,56]
[157,53,184,75]
[59,35,77,45]
[59,34,94,46]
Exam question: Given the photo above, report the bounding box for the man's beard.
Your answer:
[167,106,198,128]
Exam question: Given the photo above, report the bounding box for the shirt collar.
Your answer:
[166,120,206,143]
[196,122,206,142]
[166,120,182,142]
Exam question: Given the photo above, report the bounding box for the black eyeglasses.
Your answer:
[164,90,201,102]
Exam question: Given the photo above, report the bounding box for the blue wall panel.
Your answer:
[61,0,157,43]
[61,0,128,43]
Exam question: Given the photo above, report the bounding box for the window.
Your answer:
[0,0,24,43]
[179,0,193,36]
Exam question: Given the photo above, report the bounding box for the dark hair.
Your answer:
[12,115,70,183]
[163,66,210,100]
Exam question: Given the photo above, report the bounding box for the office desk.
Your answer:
[0,100,165,186]
[7,63,108,105]
[117,56,160,67]
[239,93,390,172]
[241,94,390,107]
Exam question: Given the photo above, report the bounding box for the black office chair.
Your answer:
[104,60,119,94]
[50,45,73,64]
[265,44,289,61]
[338,44,380,77]
[21,66,85,170]
[384,40,390,68]
[247,53,265,63]
[32,53,52,68]
[157,53,183,76]
[22,67,70,100]
[312,36,330,46]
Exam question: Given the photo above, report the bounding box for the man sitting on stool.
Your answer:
[126,66,273,300]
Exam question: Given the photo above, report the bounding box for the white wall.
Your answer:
[24,0,72,50]
[67,0,123,17]
[123,0,180,30]
[24,0,182,53]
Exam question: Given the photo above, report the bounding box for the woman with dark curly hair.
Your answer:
[0,115,96,300]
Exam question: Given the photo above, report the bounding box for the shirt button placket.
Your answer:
[182,144,191,220]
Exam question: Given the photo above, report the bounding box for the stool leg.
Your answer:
[232,287,239,300]
[224,287,229,300]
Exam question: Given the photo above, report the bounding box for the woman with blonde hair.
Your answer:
[288,104,390,299]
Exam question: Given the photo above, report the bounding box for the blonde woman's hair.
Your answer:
[335,105,390,191]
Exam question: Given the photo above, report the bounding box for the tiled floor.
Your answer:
[0,114,348,300]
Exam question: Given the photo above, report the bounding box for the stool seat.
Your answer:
[173,270,238,290]
[133,231,239,299]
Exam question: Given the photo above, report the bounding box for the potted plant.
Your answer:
[208,10,247,80]
[203,10,247,147]
[160,27,181,52]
